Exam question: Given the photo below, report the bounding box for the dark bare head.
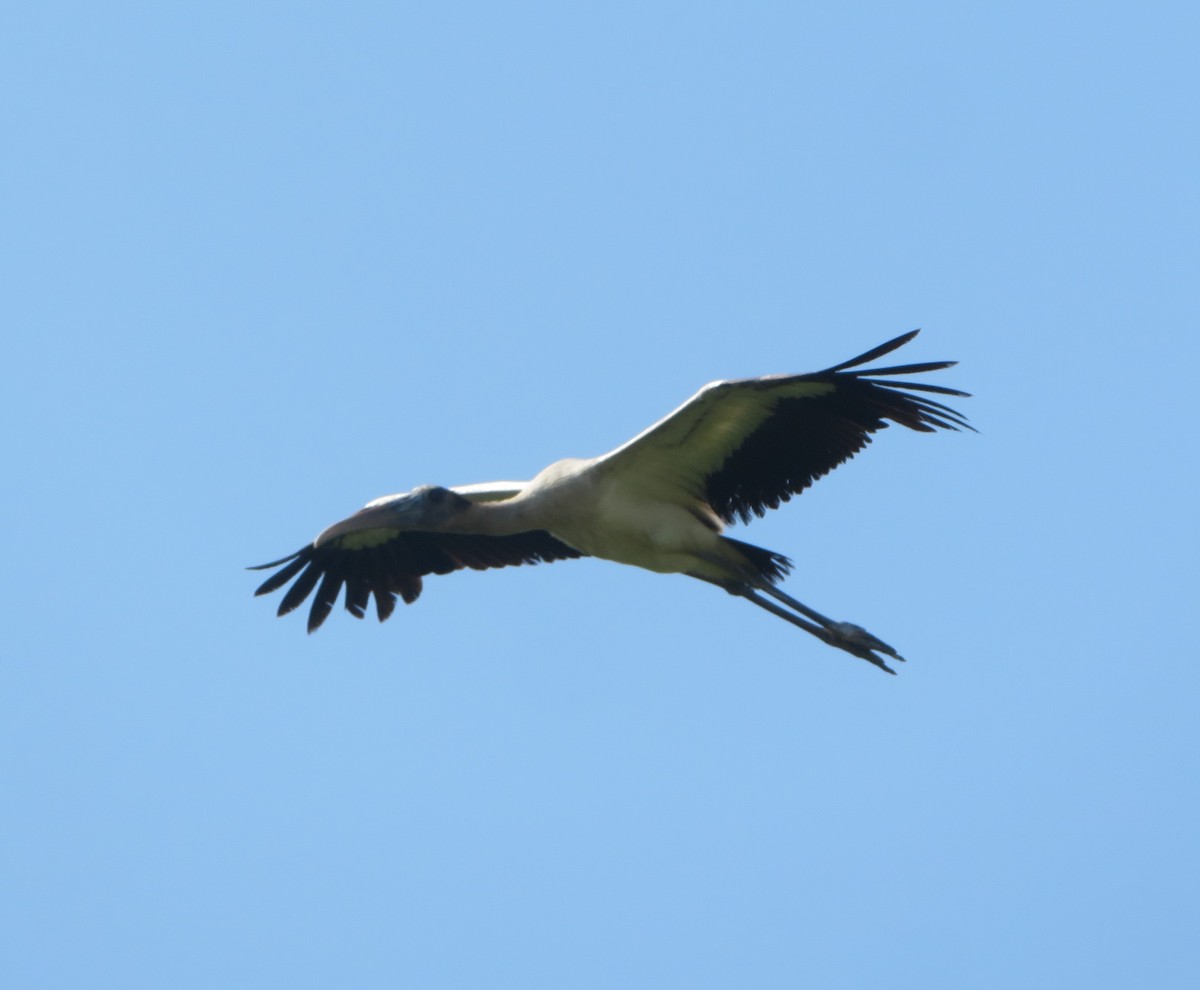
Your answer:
[314,485,471,549]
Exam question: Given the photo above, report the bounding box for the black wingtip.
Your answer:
[858,359,957,377]
[823,329,921,374]
[247,547,309,571]
[252,554,309,598]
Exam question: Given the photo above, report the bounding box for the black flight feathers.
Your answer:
[249,530,583,633]
[704,330,973,525]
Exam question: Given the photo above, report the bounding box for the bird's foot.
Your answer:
[822,622,906,675]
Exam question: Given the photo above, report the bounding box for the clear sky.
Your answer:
[3,2,1197,987]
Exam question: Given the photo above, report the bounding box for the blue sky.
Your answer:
[3,2,1197,987]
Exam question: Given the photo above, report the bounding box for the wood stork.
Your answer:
[250,330,970,673]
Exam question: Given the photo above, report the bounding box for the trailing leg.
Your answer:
[755,582,905,672]
[688,538,905,673]
[706,578,903,674]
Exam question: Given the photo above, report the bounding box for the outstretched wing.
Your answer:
[593,330,972,525]
[249,483,584,633]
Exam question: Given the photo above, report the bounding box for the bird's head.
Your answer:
[314,485,471,549]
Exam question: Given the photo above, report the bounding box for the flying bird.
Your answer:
[250,330,971,673]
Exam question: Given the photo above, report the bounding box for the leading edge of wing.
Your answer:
[588,330,971,521]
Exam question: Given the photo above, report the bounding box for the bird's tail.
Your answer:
[722,537,793,585]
